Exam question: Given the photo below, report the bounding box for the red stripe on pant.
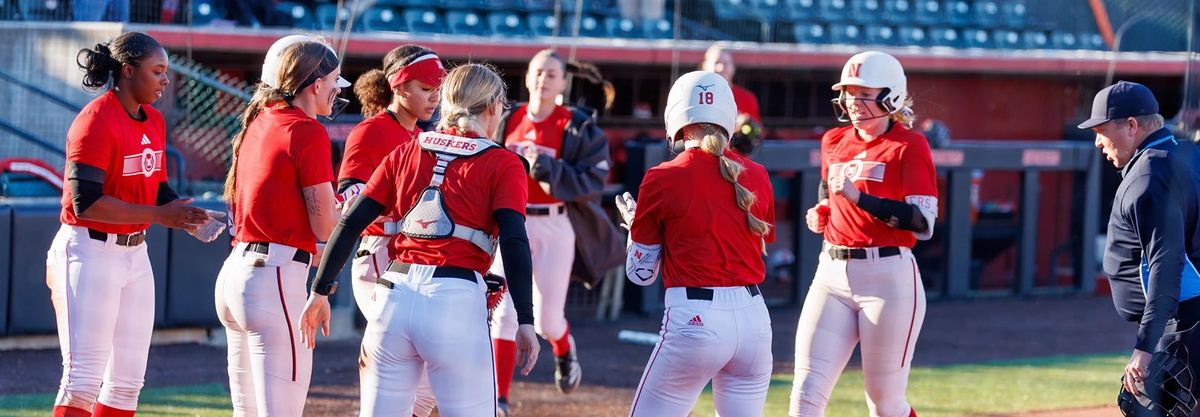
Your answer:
[276,267,297,382]
[901,258,918,368]
[51,405,90,417]
[629,308,670,416]
[93,403,136,417]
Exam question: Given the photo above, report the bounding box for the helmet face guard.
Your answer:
[831,87,897,123]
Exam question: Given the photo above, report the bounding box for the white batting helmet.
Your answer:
[664,71,737,141]
[832,51,907,115]
[261,35,350,90]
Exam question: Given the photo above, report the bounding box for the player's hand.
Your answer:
[1124,349,1152,395]
[806,202,830,234]
[829,173,861,204]
[299,294,331,349]
[156,198,210,229]
[523,147,540,175]
[337,184,364,215]
[615,192,637,230]
[515,324,540,376]
[187,210,228,243]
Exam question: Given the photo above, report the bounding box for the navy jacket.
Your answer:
[1104,128,1200,352]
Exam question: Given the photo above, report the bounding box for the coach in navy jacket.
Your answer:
[1081,81,1200,396]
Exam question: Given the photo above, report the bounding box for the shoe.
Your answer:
[497,397,511,417]
[554,335,582,394]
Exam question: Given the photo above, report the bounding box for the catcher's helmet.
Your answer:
[664,71,737,143]
[831,51,908,122]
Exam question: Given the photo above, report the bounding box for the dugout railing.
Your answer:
[623,139,1102,314]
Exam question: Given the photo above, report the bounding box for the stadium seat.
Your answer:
[523,0,557,12]
[748,0,785,20]
[405,8,447,34]
[780,0,818,22]
[315,3,352,30]
[972,0,1000,28]
[442,0,488,10]
[993,29,1021,49]
[849,0,881,24]
[643,18,675,39]
[866,26,898,46]
[478,0,522,10]
[362,6,405,32]
[446,10,490,35]
[606,17,643,38]
[186,0,226,25]
[528,12,560,36]
[961,27,992,48]
[828,23,862,45]
[817,0,849,21]
[1081,32,1107,50]
[489,11,530,36]
[1050,31,1079,49]
[896,26,929,47]
[883,0,913,24]
[793,22,828,44]
[1001,0,1028,29]
[1023,30,1049,49]
[912,0,941,25]
[277,2,316,29]
[376,0,422,7]
[20,0,71,21]
[563,0,620,17]
[928,27,960,47]
[944,0,970,26]
[562,14,607,37]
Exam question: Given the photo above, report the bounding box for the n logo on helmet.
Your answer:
[848,63,862,78]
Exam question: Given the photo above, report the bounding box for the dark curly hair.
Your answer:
[75,32,163,91]
[354,44,436,117]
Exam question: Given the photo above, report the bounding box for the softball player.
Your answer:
[489,49,613,409]
[300,63,540,417]
[214,35,349,417]
[617,70,776,417]
[339,44,446,417]
[47,32,212,417]
[788,51,938,417]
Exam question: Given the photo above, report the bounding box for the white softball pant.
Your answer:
[46,225,155,412]
[358,264,496,417]
[629,285,774,417]
[348,235,437,417]
[214,242,314,417]
[490,207,575,341]
[789,248,926,417]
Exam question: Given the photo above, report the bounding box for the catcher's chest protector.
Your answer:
[399,132,500,254]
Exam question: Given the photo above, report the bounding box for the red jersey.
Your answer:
[339,111,422,236]
[630,149,775,288]
[361,131,528,274]
[731,84,761,123]
[821,125,937,248]
[503,105,570,204]
[60,90,166,234]
[231,105,334,254]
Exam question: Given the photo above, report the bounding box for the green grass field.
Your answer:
[0,354,1125,417]
[694,354,1126,417]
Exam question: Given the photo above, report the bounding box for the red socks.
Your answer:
[52,406,91,417]
[493,338,517,399]
[92,403,135,417]
[551,325,572,358]
[909,407,918,417]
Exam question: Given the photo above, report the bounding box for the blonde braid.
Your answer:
[690,124,772,253]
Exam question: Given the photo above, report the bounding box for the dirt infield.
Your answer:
[1,295,1134,416]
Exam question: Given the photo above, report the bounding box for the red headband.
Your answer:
[387,54,447,89]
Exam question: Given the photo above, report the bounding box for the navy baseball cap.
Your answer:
[1077,81,1160,129]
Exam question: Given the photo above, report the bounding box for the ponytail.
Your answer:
[223,85,284,202]
[564,61,615,111]
[890,96,917,129]
[354,68,391,118]
[76,32,162,91]
[689,123,771,252]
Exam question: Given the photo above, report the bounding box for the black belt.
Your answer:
[526,205,565,216]
[826,246,901,261]
[378,262,479,289]
[87,228,146,246]
[685,285,760,300]
[243,242,312,264]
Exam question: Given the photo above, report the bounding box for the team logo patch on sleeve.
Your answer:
[122,148,164,177]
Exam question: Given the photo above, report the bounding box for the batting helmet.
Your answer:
[664,71,737,144]
[831,51,908,122]
[261,35,351,90]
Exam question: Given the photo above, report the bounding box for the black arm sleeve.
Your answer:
[156,182,180,206]
[818,180,829,201]
[855,193,928,232]
[310,197,386,295]
[337,178,366,194]
[66,161,107,216]
[495,208,535,326]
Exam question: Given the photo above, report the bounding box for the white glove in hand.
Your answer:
[337,183,365,215]
[190,210,228,243]
[615,192,636,230]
